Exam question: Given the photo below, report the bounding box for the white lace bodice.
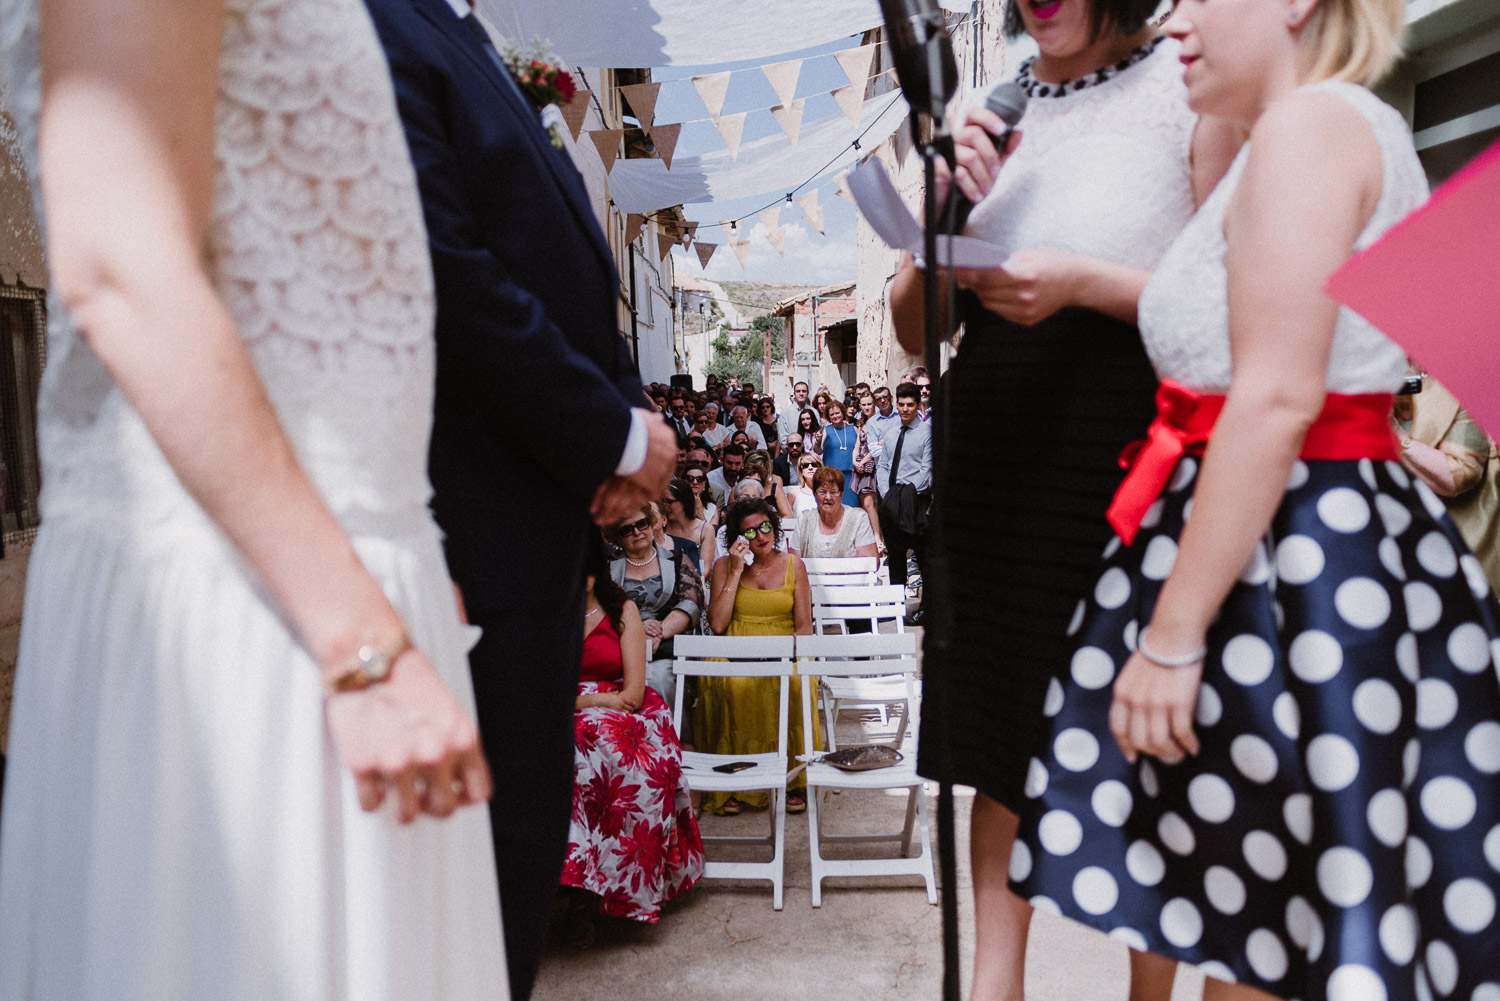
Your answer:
[1138,82,1427,394]
[965,37,1197,270]
[0,0,436,535]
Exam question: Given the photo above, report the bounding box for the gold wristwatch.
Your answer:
[322,631,412,696]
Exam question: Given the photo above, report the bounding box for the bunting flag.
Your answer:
[695,242,718,269]
[729,237,752,269]
[587,129,623,173]
[681,221,700,245]
[625,213,646,245]
[719,218,741,240]
[834,170,857,205]
[831,84,864,125]
[770,99,806,145]
[797,190,825,234]
[803,204,826,235]
[561,90,592,141]
[758,207,781,233]
[761,59,803,109]
[648,122,681,169]
[765,226,787,256]
[658,234,674,261]
[618,82,661,127]
[692,71,732,122]
[835,45,878,92]
[714,111,748,160]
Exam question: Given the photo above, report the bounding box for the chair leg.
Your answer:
[916,789,937,904]
[899,786,919,856]
[892,704,909,747]
[771,786,786,911]
[823,698,838,752]
[808,781,824,908]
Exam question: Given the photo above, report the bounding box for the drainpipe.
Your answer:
[627,244,640,367]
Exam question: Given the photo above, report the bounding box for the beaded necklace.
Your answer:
[1016,35,1165,99]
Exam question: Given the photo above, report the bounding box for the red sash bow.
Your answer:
[1106,379,1400,546]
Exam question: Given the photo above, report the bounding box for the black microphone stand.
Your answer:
[911,36,963,1001]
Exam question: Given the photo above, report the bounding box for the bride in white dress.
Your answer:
[0,0,508,997]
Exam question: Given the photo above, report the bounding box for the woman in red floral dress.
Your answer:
[559,550,704,945]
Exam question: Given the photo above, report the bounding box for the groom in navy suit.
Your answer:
[364,0,676,995]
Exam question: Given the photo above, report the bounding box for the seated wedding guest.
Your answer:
[698,500,816,815]
[786,454,823,520]
[728,429,754,456]
[754,397,781,449]
[727,406,767,450]
[772,432,802,483]
[743,451,794,519]
[715,479,790,556]
[819,399,860,507]
[663,479,715,574]
[790,466,880,560]
[708,442,747,499]
[797,408,823,457]
[605,505,703,704]
[683,464,720,526]
[561,551,704,948]
[1396,372,1500,591]
[701,404,729,447]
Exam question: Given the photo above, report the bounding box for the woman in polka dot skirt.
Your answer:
[1011,0,1500,998]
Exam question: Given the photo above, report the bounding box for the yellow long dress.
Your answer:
[697,554,822,813]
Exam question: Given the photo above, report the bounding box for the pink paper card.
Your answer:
[1327,138,1500,439]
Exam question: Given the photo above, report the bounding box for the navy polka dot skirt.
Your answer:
[1012,456,1500,1001]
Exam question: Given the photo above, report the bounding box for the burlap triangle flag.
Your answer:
[835,44,877,91]
[618,82,661,128]
[561,90,592,141]
[758,207,781,233]
[657,226,676,261]
[695,242,718,269]
[761,59,802,110]
[648,122,681,170]
[715,112,748,160]
[680,222,699,245]
[765,226,786,257]
[831,85,863,125]
[692,71,732,122]
[729,238,751,268]
[803,205,826,235]
[770,99,806,145]
[625,213,646,245]
[588,129,624,173]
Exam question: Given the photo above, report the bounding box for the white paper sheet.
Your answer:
[847,159,1010,268]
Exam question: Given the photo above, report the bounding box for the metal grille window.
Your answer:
[0,282,45,546]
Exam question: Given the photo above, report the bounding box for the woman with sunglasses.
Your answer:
[663,479,715,575]
[682,466,719,528]
[605,505,704,705]
[787,455,823,520]
[700,499,816,815]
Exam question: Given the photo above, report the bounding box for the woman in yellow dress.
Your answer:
[700,498,817,815]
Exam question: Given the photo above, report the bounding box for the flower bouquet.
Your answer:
[501,39,578,149]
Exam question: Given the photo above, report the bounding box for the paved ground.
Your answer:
[531,686,1181,1001]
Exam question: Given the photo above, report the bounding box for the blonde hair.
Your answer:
[1302,0,1405,86]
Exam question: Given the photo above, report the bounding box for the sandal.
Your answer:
[721,796,744,815]
[786,793,806,814]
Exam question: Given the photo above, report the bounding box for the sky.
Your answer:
[647,34,879,286]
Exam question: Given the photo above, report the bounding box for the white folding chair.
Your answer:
[672,634,797,910]
[803,556,880,588]
[797,633,936,907]
[808,584,911,747]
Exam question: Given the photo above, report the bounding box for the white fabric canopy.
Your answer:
[605,90,909,213]
[478,0,970,68]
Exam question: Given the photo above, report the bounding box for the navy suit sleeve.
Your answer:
[377,18,639,500]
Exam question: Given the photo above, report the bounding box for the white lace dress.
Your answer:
[0,1,508,998]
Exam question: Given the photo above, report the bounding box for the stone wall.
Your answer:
[0,543,29,754]
[1,108,47,287]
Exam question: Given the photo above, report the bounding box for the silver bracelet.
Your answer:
[1137,627,1207,668]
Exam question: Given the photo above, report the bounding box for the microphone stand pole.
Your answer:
[913,38,961,1001]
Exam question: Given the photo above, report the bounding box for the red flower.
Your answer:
[581,771,640,839]
[603,714,653,770]
[613,818,669,882]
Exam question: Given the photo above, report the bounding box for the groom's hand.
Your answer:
[590,414,677,524]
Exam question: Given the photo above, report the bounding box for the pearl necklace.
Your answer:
[624,551,658,568]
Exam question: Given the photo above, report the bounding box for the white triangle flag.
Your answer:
[803,205,825,235]
[761,59,803,109]
[831,85,863,125]
[719,219,742,243]
[692,71,732,122]
[714,112,748,160]
[834,44,877,90]
[765,226,786,257]
[795,190,820,217]
[729,239,751,269]
[770,99,806,145]
[834,172,857,204]
[758,207,781,233]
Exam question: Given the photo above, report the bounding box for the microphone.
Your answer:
[948,82,1028,232]
[877,0,958,120]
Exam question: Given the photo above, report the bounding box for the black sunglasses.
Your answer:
[618,517,653,535]
[685,473,707,483]
[799,461,819,469]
